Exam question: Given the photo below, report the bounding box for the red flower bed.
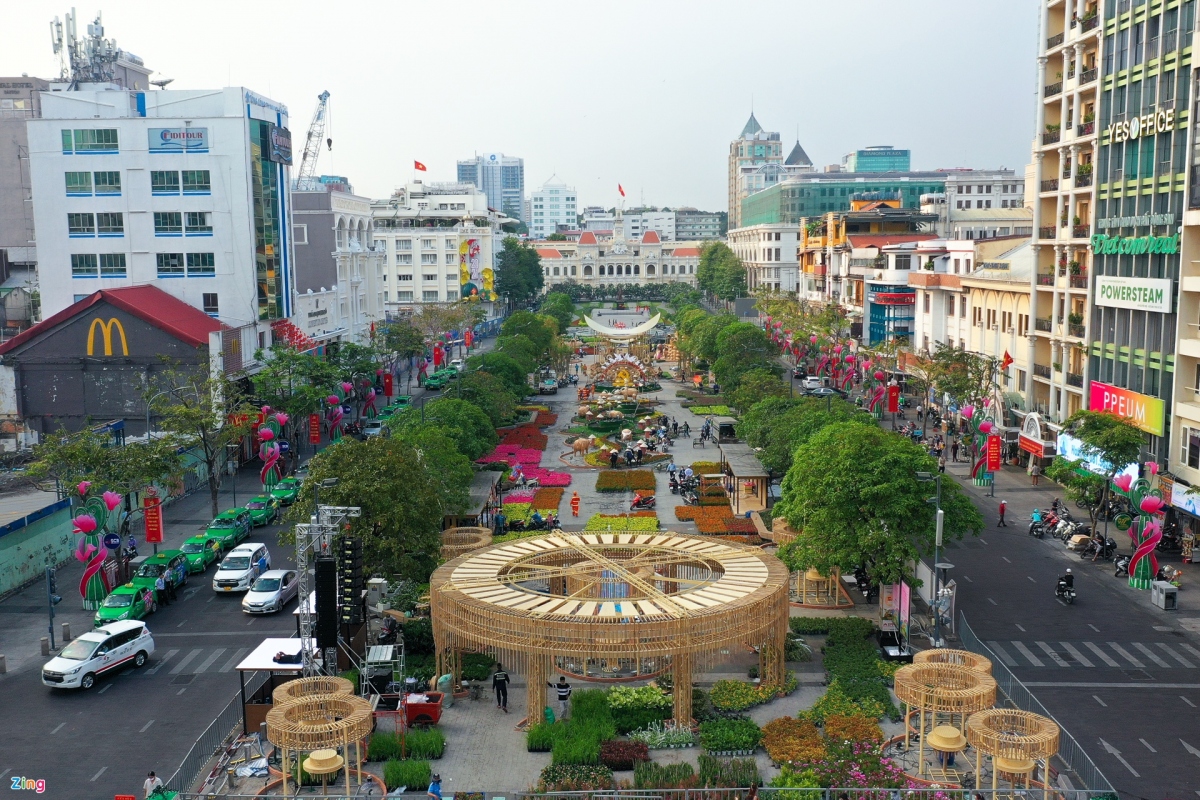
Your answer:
[599,739,649,771]
[724,517,757,534]
[532,488,564,509]
[535,411,558,427]
[674,506,755,535]
[499,424,548,451]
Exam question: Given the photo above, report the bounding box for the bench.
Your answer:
[692,438,704,448]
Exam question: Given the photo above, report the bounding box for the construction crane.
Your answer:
[295,90,331,191]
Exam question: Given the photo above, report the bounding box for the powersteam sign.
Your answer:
[1094,275,1173,313]
[1106,106,1175,143]
[1088,380,1165,437]
[1089,233,1179,255]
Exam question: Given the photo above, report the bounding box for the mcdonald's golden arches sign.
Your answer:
[86,317,129,356]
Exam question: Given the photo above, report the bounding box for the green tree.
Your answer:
[926,343,997,406]
[454,371,519,427]
[466,352,529,398]
[495,334,539,375]
[726,368,789,413]
[688,314,737,364]
[737,396,873,475]
[250,345,341,446]
[697,241,748,303]
[501,311,556,355]
[388,398,497,461]
[1061,410,1146,530]
[1044,458,1108,534]
[712,322,777,391]
[495,237,545,307]
[775,423,983,585]
[545,232,568,241]
[540,292,575,334]
[27,428,183,504]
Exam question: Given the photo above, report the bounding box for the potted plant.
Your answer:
[1069,260,1082,274]
[1083,111,1095,123]
[1077,163,1093,175]
[1053,361,1063,371]
[1068,313,1084,325]
[1046,123,1062,133]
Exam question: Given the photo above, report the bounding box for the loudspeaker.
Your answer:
[339,537,364,625]
[315,557,338,649]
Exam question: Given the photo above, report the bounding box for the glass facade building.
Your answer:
[842,147,912,173]
[740,174,947,226]
[249,119,286,320]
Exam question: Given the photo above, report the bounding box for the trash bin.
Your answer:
[1151,580,1178,611]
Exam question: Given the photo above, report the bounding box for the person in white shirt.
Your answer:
[144,772,164,798]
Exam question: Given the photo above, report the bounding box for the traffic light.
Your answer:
[47,568,61,606]
[339,536,363,625]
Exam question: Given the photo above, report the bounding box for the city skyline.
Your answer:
[2,0,1038,211]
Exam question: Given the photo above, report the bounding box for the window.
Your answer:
[948,296,956,315]
[396,253,412,265]
[421,239,435,249]
[202,293,219,315]
[96,213,124,236]
[293,224,308,245]
[422,290,439,301]
[423,274,438,282]
[71,253,98,277]
[972,306,982,326]
[1018,314,1028,337]
[397,291,414,301]
[396,274,413,282]
[99,253,126,277]
[65,172,92,196]
[185,212,212,234]
[182,170,211,194]
[187,253,215,276]
[445,253,456,264]
[986,309,997,328]
[396,239,412,250]
[894,254,912,270]
[154,212,183,235]
[94,171,121,195]
[68,213,95,236]
[445,239,456,250]
[923,292,930,313]
[1183,426,1200,469]
[421,253,437,265]
[62,128,118,153]
[151,171,180,194]
[961,296,967,317]
[156,253,185,277]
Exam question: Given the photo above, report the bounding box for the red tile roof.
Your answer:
[578,232,598,245]
[641,230,661,244]
[846,234,938,249]
[667,247,701,257]
[535,248,562,259]
[0,285,224,354]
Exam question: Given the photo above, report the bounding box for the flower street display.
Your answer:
[629,720,696,749]
[584,514,659,531]
[595,469,658,492]
[73,483,124,609]
[257,406,288,491]
[763,716,827,764]
[1111,462,1166,590]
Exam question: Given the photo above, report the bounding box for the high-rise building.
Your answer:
[842,146,912,173]
[0,77,50,278]
[622,209,676,241]
[727,114,784,230]
[457,153,525,222]
[529,177,577,238]
[674,209,726,240]
[27,85,295,329]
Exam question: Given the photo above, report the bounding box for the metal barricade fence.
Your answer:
[164,791,1115,800]
[166,671,268,793]
[958,612,1115,795]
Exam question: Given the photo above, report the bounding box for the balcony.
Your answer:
[1034,364,1053,379]
[1045,81,1063,97]
[1067,372,1084,387]
[1077,121,1095,136]
[1069,274,1089,288]
[1074,172,1093,188]
[1035,318,1053,332]
[1072,224,1091,238]
[1047,32,1065,48]
[1039,226,1057,239]
[1082,14,1099,32]
[1037,274,1056,286]
[1069,323,1086,338]
[1042,131,1061,146]
[1041,178,1060,191]
[1079,67,1097,84]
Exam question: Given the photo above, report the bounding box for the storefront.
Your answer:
[1017,412,1056,466]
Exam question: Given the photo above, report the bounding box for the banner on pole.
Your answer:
[143,491,163,544]
[886,385,900,413]
[308,413,321,445]
[986,434,1002,471]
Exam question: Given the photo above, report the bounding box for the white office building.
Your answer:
[27,85,294,332]
[529,177,577,238]
[456,153,525,222]
[622,210,676,241]
[726,223,799,293]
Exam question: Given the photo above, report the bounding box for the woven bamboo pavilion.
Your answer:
[893,662,998,784]
[430,530,791,724]
[913,647,994,675]
[967,708,1060,800]
[265,692,374,796]
[440,526,493,560]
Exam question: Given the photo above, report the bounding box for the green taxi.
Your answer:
[93,583,155,627]
[181,535,222,573]
[205,508,252,548]
[270,477,301,506]
[381,396,412,416]
[130,550,189,596]
[423,369,458,390]
[245,495,280,527]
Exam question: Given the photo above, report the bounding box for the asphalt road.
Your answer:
[942,472,1200,800]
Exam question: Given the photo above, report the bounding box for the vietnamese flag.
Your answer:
[1001,350,1014,370]
[414,160,427,171]
[618,184,626,197]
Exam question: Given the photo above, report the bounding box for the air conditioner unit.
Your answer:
[1007,327,1016,334]
[991,324,999,331]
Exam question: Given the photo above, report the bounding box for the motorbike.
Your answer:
[668,476,680,494]
[125,537,139,559]
[1055,578,1077,604]
[853,566,878,602]
[1114,553,1131,578]
[508,513,558,532]
[680,489,700,506]
[631,494,656,511]
[1081,535,1117,561]
[378,617,400,645]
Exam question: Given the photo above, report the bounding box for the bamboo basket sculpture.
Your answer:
[893,663,998,779]
[966,708,1060,799]
[271,676,355,705]
[266,693,374,796]
[430,530,791,724]
[913,648,993,675]
[440,526,493,560]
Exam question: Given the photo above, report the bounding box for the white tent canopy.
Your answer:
[583,313,662,340]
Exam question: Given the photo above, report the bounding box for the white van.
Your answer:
[42,620,155,690]
[213,542,270,592]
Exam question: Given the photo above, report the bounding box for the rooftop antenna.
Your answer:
[150,77,173,89]
[50,8,126,87]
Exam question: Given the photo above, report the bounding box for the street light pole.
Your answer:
[917,471,944,647]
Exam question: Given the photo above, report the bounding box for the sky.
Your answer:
[2,0,1039,212]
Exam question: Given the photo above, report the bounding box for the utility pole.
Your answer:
[46,567,61,650]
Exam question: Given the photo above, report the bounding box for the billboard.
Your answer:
[1094,275,1173,314]
[459,238,495,301]
[148,127,209,153]
[1088,380,1165,436]
[267,124,293,165]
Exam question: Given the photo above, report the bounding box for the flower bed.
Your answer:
[688,405,733,416]
[532,487,564,510]
[629,720,696,749]
[503,490,536,505]
[535,411,558,427]
[477,445,544,466]
[599,739,650,771]
[710,672,798,712]
[595,469,658,492]
[823,714,883,745]
[698,755,760,788]
[763,716,826,764]
[535,764,615,791]
[498,423,549,451]
[689,461,721,474]
[790,617,899,721]
[608,684,672,733]
[384,759,431,792]
[698,717,761,754]
[584,514,659,531]
[772,740,907,790]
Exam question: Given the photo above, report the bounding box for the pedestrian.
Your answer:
[672,420,679,436]
[668,460,677,479]
[166,572,178,602]
[155,574,169,607]
[427,773,442,800]
[917,406,924,422]
[492,664,510,712]
[938,454,946,474]
[1031,462,1041,486]
[998,499,1008,527]
[548,675,572,720]
[682,421,690,437]
[609,449,619,469]
[635,447,644,465]
[951,440,959,462]
[144,772,164,799]
[570,491,581,517]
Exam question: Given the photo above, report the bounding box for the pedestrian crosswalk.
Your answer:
[987,639,1200,669]
[144,647,249,677]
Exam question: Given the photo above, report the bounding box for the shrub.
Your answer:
[595,469,658,492]
[629,719,696,749]
[634,760,696,789]
[769,765,824,798]
[789,617,898,720]
[708,674,795,711]
[368,732,399,762]
[599,738,650,771]
[698,754,760,787]
[526,722,558,752]
[805,679,885,726]
[460,653,494,682]
[608,684,672,733]
[584,514,660,532]
[698,717,761,753]
[689,405,733,415]
[823,713,883,745]
[383,759,430,792]
[550,689,616,765]
[404,726,446,759]
[536,764,615,791]
[762,716,826,764]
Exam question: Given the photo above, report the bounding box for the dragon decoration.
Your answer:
[71,482,122,609]
[1112,463,1165,591]
[257,407,288,491]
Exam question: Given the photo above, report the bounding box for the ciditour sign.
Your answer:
[1088,380,1165,436]
[1094,275,1173,313]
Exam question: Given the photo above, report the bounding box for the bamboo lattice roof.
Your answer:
[913,648,993,675]
[966,708,1060,760]
[272,676,355,706]
[893,662,998,713]
[441,526,493,560]
[265,694,374,751]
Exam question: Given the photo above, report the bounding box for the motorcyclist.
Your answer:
[530,510,544,529]
[1058,568,1074,590]
[667,460,677,479]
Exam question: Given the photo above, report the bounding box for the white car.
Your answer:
[213,542,270,592]
[242,569,300,614]
[361,420,386,438]
[42,620,155,690]
[450,358,465,372]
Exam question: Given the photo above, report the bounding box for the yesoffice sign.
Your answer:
[1094,275,1173,314]
[1106,106,1176,143]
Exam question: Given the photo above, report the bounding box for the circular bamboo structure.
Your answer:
[266,694,374,796]
[967,708,1060,800]
[440,526,493,560]
[913,648,993,675]
[272,676,355,706]
[430,530,791,725]
[894,663,997,781]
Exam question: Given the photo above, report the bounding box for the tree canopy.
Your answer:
[465,352,530,398]
[500,311,556,357]
[27,427,183,502]
[727,368,790,415]
[388,397,497,461]
[539,292,575,334]
[495,237,545,306]
[453,371,519,427]
[1065,410,1145,472]
[737,396,874,475]
[696,241,748,302]
[711,322,778,391]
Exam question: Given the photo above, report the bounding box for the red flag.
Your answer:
[618,184,626,197]
[1001,350,1013,370]
[414,160,427,171]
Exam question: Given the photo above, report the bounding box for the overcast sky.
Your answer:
[3,0,1039,211]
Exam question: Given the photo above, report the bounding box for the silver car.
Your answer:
[241,569,299,614]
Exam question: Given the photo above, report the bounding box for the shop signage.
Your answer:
[868,292,915,305]
[986,435,1002,471]
[1106,106,1176,143]
[143,490,163,544]
[1097,212,1176,230]
[1094,275,1173,314]
[1173,481,1200,516]
[148,127,208,152]
[1089,233,1179,255]
[1088,380,1165,436]
[267,124,292,165]
[1018,413,1054,456]
[103,532,121,550]
[308,413,321,445]
[1057,432,1139,480]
